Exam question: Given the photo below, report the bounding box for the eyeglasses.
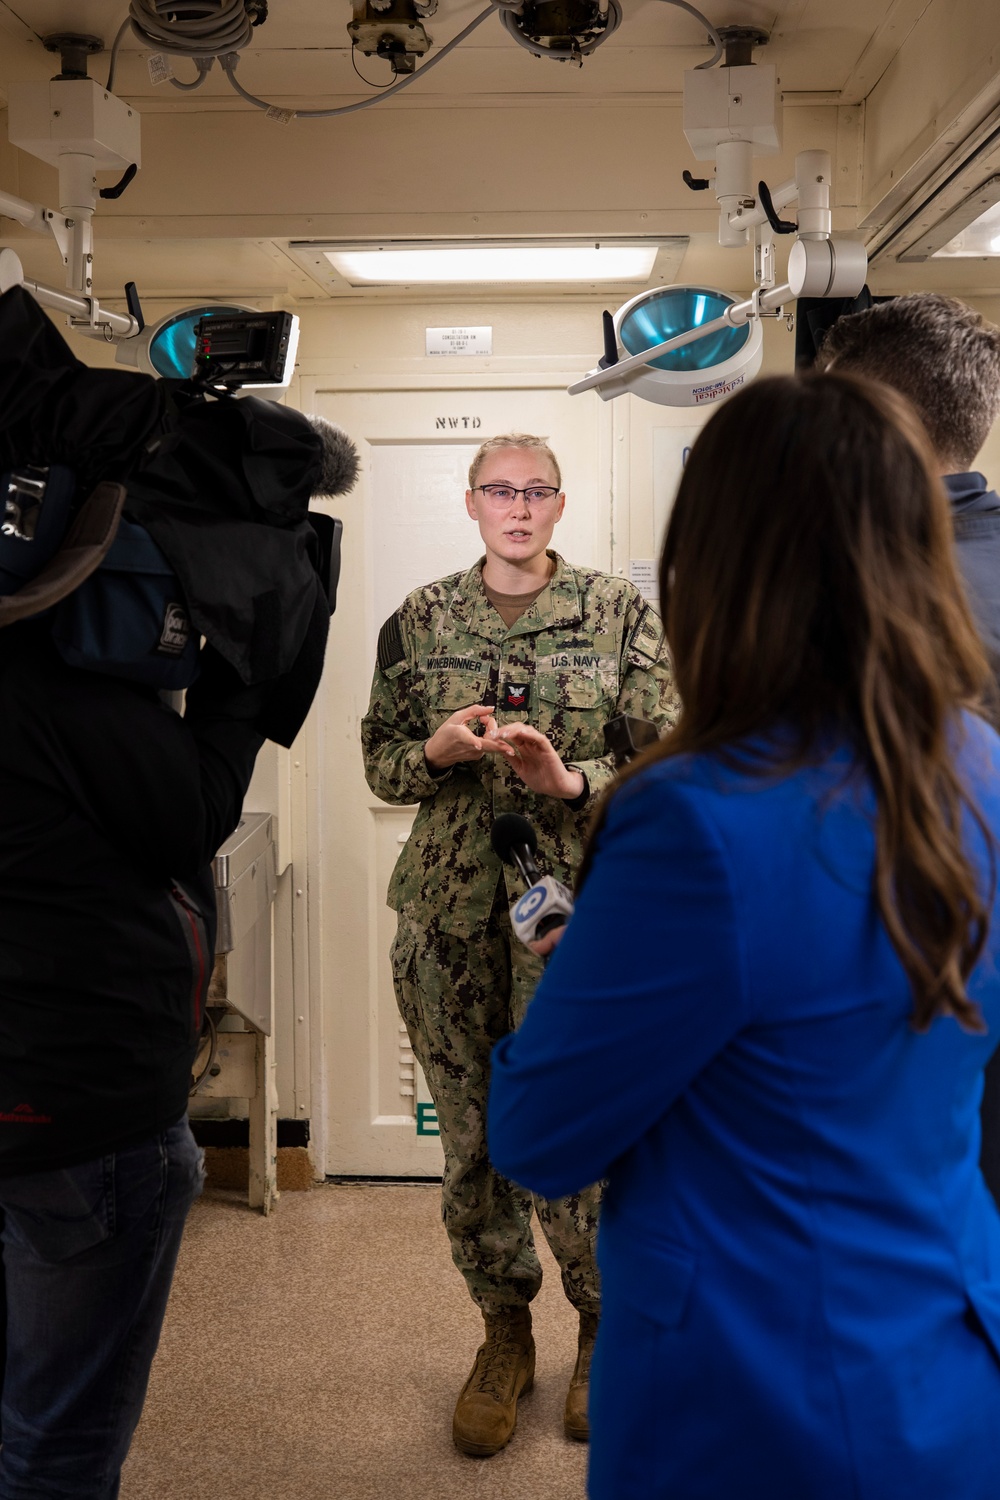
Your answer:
[473,485,561,507]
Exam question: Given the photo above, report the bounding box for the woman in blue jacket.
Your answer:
[488,372,1000,1499]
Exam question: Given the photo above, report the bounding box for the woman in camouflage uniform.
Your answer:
[361,434,677,1456]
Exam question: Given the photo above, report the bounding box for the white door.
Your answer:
[304,383,612,1175]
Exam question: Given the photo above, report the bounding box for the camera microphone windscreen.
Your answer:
[304,414,361,498]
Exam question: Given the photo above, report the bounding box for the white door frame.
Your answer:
[294,364,617,1175]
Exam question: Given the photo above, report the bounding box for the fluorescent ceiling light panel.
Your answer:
[896,177,1000,263]
[324,244,659,285]
[933,199,1000,257]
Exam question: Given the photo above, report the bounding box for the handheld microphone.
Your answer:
[491,813,575,947]
[491,812,541,885]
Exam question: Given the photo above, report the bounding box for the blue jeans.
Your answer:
[0,1119,204,1499]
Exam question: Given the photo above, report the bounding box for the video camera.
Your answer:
[0,287,359,746]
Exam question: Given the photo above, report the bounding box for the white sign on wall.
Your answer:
[426,326,493,356]
[628,558,658,602]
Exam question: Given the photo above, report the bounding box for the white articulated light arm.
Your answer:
[0,189,51,237]
[568,150,867,401]
[0,234,141,341]
[724,174,796,236]
[1,73,143,342]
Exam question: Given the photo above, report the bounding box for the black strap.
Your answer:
[377,611,406,672]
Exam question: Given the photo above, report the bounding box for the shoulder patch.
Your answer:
[377,611,406,672]
[628,602,665,664]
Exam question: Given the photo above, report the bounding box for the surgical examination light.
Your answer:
[569,26,870,407]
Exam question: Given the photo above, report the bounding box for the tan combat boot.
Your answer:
[564,1310,598,1441]
[452,1306,535,1456]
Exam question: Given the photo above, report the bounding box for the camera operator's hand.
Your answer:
[495,722,586,801]
[424,705,517,772]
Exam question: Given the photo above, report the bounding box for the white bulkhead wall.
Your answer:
[255,288,1000,1147]
[52,290,1000,1150]
[18,0,1000,1153]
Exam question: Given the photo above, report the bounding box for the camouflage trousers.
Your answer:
[391,888,601,1318]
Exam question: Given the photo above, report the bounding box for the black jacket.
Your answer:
[0,285,331,749]
[124,391,332,745]
[947,473,1000,1206]
[0,625,263,1175]
[947,472,1000,660]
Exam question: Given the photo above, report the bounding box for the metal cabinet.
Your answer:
[207,812,279,1213]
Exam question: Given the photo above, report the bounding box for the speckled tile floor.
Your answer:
[120,1183,589,1500]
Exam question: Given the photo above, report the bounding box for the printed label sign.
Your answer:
[628,559,657,601]
[426,326,493,356]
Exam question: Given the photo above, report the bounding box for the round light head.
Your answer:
[612,285,763,407]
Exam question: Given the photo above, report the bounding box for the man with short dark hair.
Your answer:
[819,293,1000,660]
[819,291,1000,1200]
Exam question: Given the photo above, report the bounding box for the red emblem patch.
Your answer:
[502,682,529,711]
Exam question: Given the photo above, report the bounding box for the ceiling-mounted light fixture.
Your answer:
[607,285,764,406]
[322,241,662,285]
[283,237,689,296]
[0,34,144,342]
[568,26,868,409]
[898,179,1000,260]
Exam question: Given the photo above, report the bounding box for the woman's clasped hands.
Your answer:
[424,707,585,802]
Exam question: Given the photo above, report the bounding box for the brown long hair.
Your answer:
[604,372,994,1031]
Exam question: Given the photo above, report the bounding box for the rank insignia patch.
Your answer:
[501,681,530,712]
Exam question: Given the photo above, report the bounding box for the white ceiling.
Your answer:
[0,0,978,304]
[0,0,911,110]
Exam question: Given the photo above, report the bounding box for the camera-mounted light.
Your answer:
[193,311,300,389]
[114,306,299,390]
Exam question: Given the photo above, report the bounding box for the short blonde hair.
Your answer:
[468,433,562,491]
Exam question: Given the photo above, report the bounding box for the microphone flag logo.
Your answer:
[515,886,546,920]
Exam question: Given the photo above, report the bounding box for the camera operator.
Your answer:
[0,628,269,1498]
[0,284,358,1498]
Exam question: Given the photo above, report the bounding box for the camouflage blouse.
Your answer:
[361,553,679,939]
